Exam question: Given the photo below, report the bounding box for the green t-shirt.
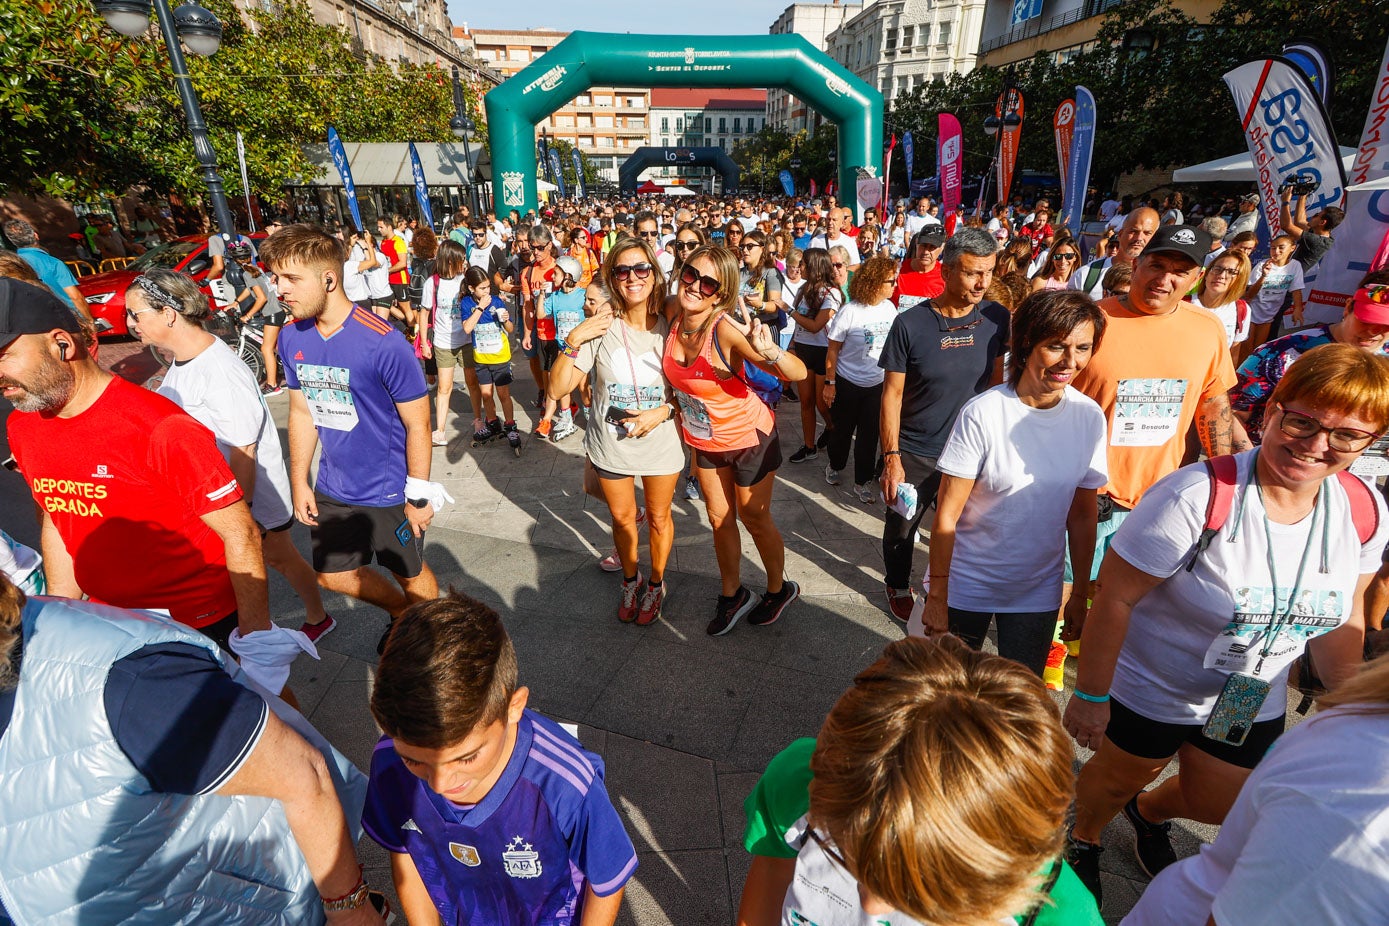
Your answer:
[743,738,1102,926]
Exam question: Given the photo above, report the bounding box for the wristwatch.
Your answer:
[407,498,430,509]
[322,880,371,913]
[825,380,836,386]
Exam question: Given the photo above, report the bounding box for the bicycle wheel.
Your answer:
[147,343,175,370]
[239,341,266,385]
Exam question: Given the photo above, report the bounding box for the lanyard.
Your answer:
[1239,452,1328,675]
[616,319,655,410]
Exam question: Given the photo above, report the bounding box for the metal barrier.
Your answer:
[99,257,138,273]
[65,260,97,277]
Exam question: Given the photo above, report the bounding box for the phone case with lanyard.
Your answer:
[1203,672,1272,746]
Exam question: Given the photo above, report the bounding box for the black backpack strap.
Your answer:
[1018,858,1068,926]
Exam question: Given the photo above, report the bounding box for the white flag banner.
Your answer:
[1305,35,1389,316]
[1223,57,1347,238]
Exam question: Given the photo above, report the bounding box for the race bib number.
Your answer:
[297,363,359,432]
[1204,586,1346,679]
[863,320,892,357]
[674,389,713,441]
[1111,378,1187,446]
[896,293,926,313]
[606,381,664,438]
[473,321,504,357]
[555,308,584,342]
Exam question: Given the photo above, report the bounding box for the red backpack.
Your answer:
[1185,454,1379,571]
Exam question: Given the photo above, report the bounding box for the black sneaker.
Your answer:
[748,581,800,626]
[816,429,832,449]
[1123,793,1177,879]
[788,445,818,464]
[1065,830,1104,906]
[707,586,755,636]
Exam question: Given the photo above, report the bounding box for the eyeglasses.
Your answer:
[612,263,653,281]
[674,240,699,252]
[1054,253,1078,262]
[937,307,982,332]
[831,262,845,270]
[1208,267,1239,277]
[679,264,721,298]
[125,306,165,323]
[1275,404,1381,452]
[637,230,661,239]
[740,243,761,252]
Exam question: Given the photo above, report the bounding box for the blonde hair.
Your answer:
[601,236,667,320]
[1319,650,1389,714]
[809,636,1073,925]
[1197,250,1251,305]
[0,573,27,691]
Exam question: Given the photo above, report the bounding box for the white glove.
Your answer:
[406,476,455,513]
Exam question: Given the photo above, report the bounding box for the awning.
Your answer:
[1172,147,1358,183]
[636,180,664,193]
[665,186,697,197]
[297,141,489,187]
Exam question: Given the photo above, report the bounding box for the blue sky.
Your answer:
[447,0,801,36]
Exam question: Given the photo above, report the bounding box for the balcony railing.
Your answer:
[978,0,1120,54]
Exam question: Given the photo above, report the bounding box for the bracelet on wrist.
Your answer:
[928,573,949,578]
[561,342,581,360]
[1072,688,1110,704]
[882,449,902,457]
[825,380,836,387]
[322,866,369,910]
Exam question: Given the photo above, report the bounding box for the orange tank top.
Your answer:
[662,314,775,452]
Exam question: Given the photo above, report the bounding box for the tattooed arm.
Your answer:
[1196,392,1248,457]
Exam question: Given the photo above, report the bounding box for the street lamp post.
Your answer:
[94,0,236,238]
[450,66,480,219]
[980,66,1022,217]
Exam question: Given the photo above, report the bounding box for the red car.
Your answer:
[78,233,266,337]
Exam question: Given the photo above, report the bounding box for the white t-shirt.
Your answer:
[1068,257,1113,300]
[780,277,805,339]
[158,338,294,529]
[343,245,371,303]
[808,233,861,266]
[1191,294,1248,346]
[422,276,469,350]
[824,299,897,387]
[656,249,675,277]
[365,248,392,299]
[737,214,760,233]
[791,286,842,348]
[1109,451,1389,724]
[986,217,1008,242]
[935,385,1109,612]
[1248,260,1305,325]
[905,212,939,237]
[1121,708,1389,926]
[1099,198,1122,222]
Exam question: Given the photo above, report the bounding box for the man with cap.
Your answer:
[892,226,947,311]
[1070,206,1160,300]
[1062,226,1245,896]
[0,278,273,648]
[1223,193,1261,244]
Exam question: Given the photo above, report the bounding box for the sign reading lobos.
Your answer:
[502,171,526,207]
[523,65,567,95]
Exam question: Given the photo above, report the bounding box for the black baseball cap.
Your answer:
[0,279,83,350]
[1139,225,1211,265]
[913,226,947,248]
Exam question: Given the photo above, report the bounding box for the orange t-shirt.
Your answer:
[1071,296,1235,510]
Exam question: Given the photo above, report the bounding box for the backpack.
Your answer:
[712,316,782,408]
[1185,454,1379,572]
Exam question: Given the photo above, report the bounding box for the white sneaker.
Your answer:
[853,482,876,504]
[551,418,579,442]
[824,464,842,486]
[598,550,623,572]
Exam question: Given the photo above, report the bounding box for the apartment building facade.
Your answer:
[646,89,768,189]
[825,0,986,109]
[975,0,1219,67]
[766,1,863,133]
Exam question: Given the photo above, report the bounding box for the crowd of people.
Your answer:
[0,178,1387,925]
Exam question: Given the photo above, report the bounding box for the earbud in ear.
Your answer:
[324,275,336,292]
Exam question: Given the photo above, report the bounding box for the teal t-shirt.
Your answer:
[743,738,1102,926]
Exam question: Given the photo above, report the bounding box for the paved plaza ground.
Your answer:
[0,340,1252,924]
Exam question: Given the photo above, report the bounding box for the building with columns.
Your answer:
[825,0,986,110]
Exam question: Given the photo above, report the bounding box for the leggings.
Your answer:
[881,449,943,590]
[827,378,883,485]
[948,607,1058,677]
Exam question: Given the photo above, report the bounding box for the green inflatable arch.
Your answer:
[484,32,883,218]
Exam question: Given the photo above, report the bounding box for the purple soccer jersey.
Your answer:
[278,307,428,507]
[363,710,638,925]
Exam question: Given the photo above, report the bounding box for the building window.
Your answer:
[734,117,741,133]
[628,95,642,108]
[902,25,914,50]
[676,117,683,131]
[335,6,344,26]
[885,27,897,53]
[705,117,711,132]
[661,117,669,131]
[579,135,594,147]
[577,93,592,106]
[938,21,951,46]
[718,117,726,132]
[508,47,527,61]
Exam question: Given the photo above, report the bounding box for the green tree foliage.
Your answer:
[885,0,1386,195]
[0,0,483,203]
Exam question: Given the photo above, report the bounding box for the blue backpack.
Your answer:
[712,317,782,408]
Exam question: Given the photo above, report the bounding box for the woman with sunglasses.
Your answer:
[1030,233,1082,293]
[788,248,842,463]
[547,237,684,626]
[565,225,598,287]
[722,220,745,254]
[665,245,807,636]
[738,231,785,327]
[668,223,709,289]
[1063,343,1389,904]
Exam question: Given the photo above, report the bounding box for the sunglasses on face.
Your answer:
[1054,253,1078,261]
[612,263,653,281]
[637,230,660,238]
[679,264,721,298]
[1276,404,1380,452]
[831,262,845,270]
[674,240,699,251]
[741,243,761,252]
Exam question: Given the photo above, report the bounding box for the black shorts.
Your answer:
[263,309,286,327]
[793,343,827,376]
[695,427,783,487]
[311,491,426,578]
[475,362,513,387]
[258,516,295,536]
[538,339,561,372]
[390,283,410,303]
[1105,696,1284,770]
[200,611,240,653]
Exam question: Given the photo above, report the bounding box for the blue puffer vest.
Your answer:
[0,597,367,924]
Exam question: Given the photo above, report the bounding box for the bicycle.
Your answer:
[146,308,271,385]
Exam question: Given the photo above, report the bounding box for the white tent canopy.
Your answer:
[1172,147,1358,183]
[664,186,697,197]
[298,141,486,187]
[538,179,559,192]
